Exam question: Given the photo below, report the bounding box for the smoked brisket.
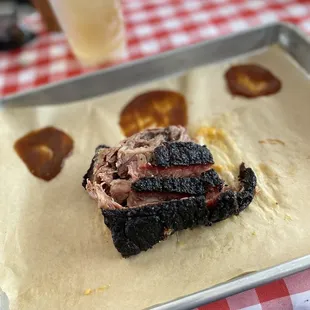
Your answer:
[83,126,257,257]
[103,164,256,257]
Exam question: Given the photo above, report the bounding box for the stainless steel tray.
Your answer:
[2,22,310,310]
[151,255,310,310]
[3,22,310,106]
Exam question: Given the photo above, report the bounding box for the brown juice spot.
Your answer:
[259,139,285,146]
[225,64,282,98]
[14,126,74,181]
[119,90,188,137]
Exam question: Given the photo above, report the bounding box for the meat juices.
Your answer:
[119,90,188,137]
[225,64,282,98]
[14,126,73,181]
[83,126,257,257]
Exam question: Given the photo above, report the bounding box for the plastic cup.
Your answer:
[48,0,126,66]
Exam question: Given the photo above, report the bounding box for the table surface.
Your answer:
[1,1,310,309]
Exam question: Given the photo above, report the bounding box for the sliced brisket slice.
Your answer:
[152,142,214,167]
[102,164,256,257]
[135,169,223,192]
[132,175,206,195]
[82,126,257,258]
[133,141,214,179]
[128,169,223,207]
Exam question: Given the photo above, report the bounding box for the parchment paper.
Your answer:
[1,46,310,310]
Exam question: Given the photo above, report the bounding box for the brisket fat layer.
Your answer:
[83,126,257,257]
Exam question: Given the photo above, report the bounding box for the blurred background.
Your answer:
[0,0,60,33]
[0,0,34,19]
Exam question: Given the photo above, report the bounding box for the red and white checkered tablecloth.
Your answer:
[1,0,310,309]
[1,0,310,97]
[200,270,310,310]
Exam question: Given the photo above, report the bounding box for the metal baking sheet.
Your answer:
[2,22,310,310]
[151,255,310,310]
[2,22,310,107]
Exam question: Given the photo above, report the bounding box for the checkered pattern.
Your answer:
[198,270,310,310]
[0,0,310,309]
[1,0,310,96]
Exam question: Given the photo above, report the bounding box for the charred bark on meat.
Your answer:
[132,169,223,195]
[237,163,257,211]
[132,176,205,195]
[152,142,214,167]
[200,169,223,189]
[102,164,256,257]
[102,196,208,257]
[82,127,257,258]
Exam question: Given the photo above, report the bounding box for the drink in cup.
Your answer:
[48,0,126,66]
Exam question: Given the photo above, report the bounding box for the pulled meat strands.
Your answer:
[82,126,257,257]
[117,126,193,178]
[102,164,256,257]
[82,144,108,188]
[109,179,131,204]
[85,141,214,208]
